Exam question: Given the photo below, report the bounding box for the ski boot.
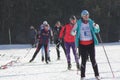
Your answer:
[76,63,80,70]
[67,63,72,70]
[95,76,101,80]
[41,56,44,62]
[57,57,60,60]
[46,60,49,64]
[29,59,33,63]
[48,57,51,62]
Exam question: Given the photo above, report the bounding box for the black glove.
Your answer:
[58,38,62,43]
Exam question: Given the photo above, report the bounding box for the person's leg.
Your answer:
[56,40,60,60]
[29,43,42,62]
[78,42,89,61]
[71,42,80,70]
[80,44,88,77]
[47,41,51,61]
[64,42,71,69]
[34,37,37,47]
[88,43,99,77]
[32,38,36,47]
[41,45,45,61]
[41,46,44,57]
[61,40,67,57]
[30,38,35,47]
[44,44,48,64]
[71,42,79,63]
[65,42,71,63]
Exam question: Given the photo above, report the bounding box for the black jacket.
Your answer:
[53,26,61,43]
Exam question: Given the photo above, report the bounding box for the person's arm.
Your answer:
[59,26,65,39]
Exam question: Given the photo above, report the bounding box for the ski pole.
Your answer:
[98,33,115,78]
[55,41,61,50]
[23,46,33,58]
[56,41,61,46]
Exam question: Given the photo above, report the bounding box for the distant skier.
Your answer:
[71,10,100,80]
[29,24,51,64]
[59,16,80,70]
[29,26,37,47]
[53,21,66,60]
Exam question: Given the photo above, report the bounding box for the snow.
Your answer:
[0,43,120,80]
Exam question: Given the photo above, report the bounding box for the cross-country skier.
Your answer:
[59,15,80,70]
[71,10,100,80]
[53,21,66,60]
[29,24,51,64]
[29,26,37,47]
[39,21,51,62]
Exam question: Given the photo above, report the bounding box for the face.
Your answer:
[82,14,89,21]
[56,22,61,27]
[30,26,34,29]
[44,25,49,30]
[70,19,76,25]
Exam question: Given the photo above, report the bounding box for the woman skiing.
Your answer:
[29,24,51,64]
[59,16,80,70]
[71,10,100,80]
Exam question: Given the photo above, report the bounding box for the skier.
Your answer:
[29,24,51,64]
[53,21,66,60]
[29,26,37,47]
[39,21,51,62]
[71,10,100,80]
[59,15,80,70]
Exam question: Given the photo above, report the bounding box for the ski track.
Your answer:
[0,43,120,80]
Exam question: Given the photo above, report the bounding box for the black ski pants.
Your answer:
[79,43,99,77]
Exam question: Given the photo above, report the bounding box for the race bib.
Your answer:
[80,23,92,41]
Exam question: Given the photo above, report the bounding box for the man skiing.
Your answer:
[59,16,80,70]
[71,10,100,80]
[29,24,51,64]
[53,21,66,60]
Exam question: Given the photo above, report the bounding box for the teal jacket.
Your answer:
[75,18,100,47]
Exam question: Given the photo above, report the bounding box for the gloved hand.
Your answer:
[58,38,62,43]
[93,23,99,29]
[71,30,76,36]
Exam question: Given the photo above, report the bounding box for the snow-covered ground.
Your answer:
[0,43,120,80]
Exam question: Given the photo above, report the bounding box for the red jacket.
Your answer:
[59,24,75,42]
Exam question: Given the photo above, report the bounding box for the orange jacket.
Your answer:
[59,24,75,42]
